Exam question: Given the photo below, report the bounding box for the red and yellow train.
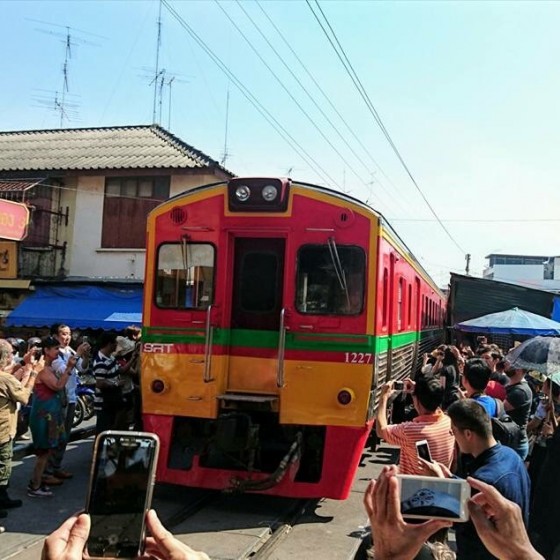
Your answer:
[140,177,445,499]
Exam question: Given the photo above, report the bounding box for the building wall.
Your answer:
[67,172,227,280]
[489,264,545,281]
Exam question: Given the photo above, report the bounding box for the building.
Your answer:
[483,253,560,293]
[0,124,233,330]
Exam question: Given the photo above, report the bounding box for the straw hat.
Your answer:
[115,336,135,357]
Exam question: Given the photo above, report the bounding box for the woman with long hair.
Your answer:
[28,336,77,497]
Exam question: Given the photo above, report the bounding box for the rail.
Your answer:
[277,308,287,388]
[203,304,214,382]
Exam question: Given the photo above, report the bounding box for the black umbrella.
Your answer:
[505,336,560,376]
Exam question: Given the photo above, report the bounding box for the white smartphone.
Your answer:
[397,474,470,523]
[85,431,160,559]
[416,439,433,463]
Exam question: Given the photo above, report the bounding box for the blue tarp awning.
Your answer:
[454,307,560,336]
[6,285,142,330]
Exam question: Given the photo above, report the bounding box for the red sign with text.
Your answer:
[0,199,30,241]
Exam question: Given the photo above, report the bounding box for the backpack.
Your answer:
[491,398,522,449]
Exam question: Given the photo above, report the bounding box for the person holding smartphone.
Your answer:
[0,339,40,519]
[43,324,91,485]
[363,464,543,560]
[28,336,78,498]
[41,509,211,560]
[375,375,455,475]
[419,399,530,560]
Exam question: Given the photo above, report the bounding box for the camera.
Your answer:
[394,381,404,391]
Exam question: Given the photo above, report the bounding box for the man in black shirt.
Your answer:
[504,366,532,460]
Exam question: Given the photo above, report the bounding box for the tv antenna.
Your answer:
[29,18,103,127]
[221,81,231,166]
[153,0,163,123]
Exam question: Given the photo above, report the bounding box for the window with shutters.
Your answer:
[101,177,170,248]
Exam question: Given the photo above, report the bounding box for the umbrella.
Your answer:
[454,307,560,336]
[505,336,560,376]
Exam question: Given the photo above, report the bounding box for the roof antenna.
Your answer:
[152,0,163,124]
[220,80,231,166]
[29,18,103,127]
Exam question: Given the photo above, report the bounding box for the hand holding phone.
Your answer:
[397,474,470,522]
[416,439,433,463]
[85,431,160,559]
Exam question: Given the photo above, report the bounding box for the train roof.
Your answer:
[163,178,444,297]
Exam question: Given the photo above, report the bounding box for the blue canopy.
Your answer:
[454,307,560,336]
[6,285,142,330]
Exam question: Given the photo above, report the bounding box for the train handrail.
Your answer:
[277,308,287,388]
[203,305,214,382]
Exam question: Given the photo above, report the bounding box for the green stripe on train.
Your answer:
[143,327,439,354]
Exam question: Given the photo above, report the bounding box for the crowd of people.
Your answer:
[0,325,142,527]
[374,338,560,559]
[1,330,559,559]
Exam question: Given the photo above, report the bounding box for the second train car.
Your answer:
[141,177,445,499]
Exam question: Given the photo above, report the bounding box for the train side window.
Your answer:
[155,243,215,309]
[296,244,365,315]
[382,268,388,328]
[407,284,412,328]
[397,277,404,331]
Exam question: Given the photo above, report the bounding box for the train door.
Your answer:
[225,236,285,394]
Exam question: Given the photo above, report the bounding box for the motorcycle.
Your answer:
[72,374,96,428]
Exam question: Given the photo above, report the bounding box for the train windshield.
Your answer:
[296,244,366,315]
[155,243,215,309]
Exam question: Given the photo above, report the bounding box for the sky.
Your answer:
[2,0,560,288]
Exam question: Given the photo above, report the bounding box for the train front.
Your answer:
[141,177,378,499]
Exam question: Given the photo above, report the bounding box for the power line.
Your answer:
[235,0,409,215]
[308,0,467,256]
[254,0,417,217]
[160,0,340,188]
[215,1,379,203]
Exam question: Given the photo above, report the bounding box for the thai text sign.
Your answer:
[0,199,30,241]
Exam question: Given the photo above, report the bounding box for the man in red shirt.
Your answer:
[375,375,455,474]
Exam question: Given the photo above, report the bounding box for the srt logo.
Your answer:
[143,343,174,353]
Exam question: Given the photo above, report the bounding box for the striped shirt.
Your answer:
[381,410,454,474]
[92,350,120,411]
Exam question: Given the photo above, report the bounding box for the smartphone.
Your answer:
[83,336,89,344]
[397,474,470,522]
[393,380,404,391]
[85,431,160,559]
[416,439,433,463]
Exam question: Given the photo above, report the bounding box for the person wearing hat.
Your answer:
[113,336,136,430]
[27,336,77,498]
[0,339,41,522]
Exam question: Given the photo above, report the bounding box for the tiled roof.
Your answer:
[0,125,232,174]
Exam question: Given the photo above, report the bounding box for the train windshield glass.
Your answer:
[155,243,215,309]
[296,244,365,315]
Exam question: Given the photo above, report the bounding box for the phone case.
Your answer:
[85,430,160,559]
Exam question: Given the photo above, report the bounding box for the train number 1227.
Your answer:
[344,352,373,364]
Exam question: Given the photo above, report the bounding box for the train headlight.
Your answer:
[151,379,166,393]
[235,185,251,202]
[262,184,278,202]
[337,388,355,405]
